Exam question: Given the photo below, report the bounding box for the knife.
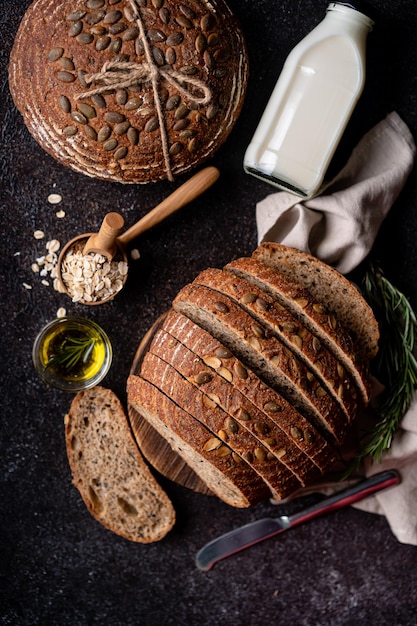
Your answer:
[196,469,400,571]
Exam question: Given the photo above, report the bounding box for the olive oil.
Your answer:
[33,317,112,391]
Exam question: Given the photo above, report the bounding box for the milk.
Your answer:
[244,3,375,197]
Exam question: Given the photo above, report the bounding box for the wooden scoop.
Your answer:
[57,166,220,305]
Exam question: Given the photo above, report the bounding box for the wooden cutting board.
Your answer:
[128,312,213,496]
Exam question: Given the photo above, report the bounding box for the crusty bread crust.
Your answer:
[253,243,379,360]
[127,375,270,507]
[173,283,348,445]
[140,350,302,498]
[193,267,360,421]
[9,0,248,183]
[225,256,371,403]
[148,324,325,486]
[158,310,339,474]
[64,386,175,542]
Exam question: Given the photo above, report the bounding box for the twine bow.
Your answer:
[76,0,213,181]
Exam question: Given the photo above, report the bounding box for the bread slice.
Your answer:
[192,267,360,421]
[64,386,175,543]
[173,283,348,445]
[127,376,270,508]
[148,324,324,486]
[252,242,379,360]
[225,256,371,404]
[139,351,301,499]
[159,310,338,474]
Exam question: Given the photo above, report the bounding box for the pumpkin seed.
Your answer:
[127,127,139,144]
[104,111,126,123]
[179,4,195,19]
[109,22,127,34]
[237,408,251,422]
[166,32,183,46]
[169,142,183,155]
[63,125,78,136]
[96,35,111,50]
[48,47,64,62]
[97,126,112,142]
[109,38,122,53]
[214,301,229,313]
[68,20,83,37]
[173,119,189,131]
[203,356,221,369]
[84,125,98,140]
[71,111,87,124]
[233,362,248,379]
[104,10,122,23]
[77,102,97,119]
[85,10,105,25]
[145,117,159,132]
[201,14,213,31]
[195,33,207,53]
[188,137,199,153]
[91,94,107,108]
[125,97,143,110]
[194,371,212,385]
[59,95,71,113]
[159,7,170,24]
[103,138,118,151]
[152,47,165,66]
[165,47,176,64]
[148,29,166,42]
[66,9,86,21]
[208,32,220,47]
[123,27,139,40]
[290,426,303,440]
[57,71,75,83]
[114,120,130,135]
[86,0,105,8]
[174,103,189,119]
[115,89,128,105]
[180,65,198,75]
[166,95,181,111]
[264,401,282,414]
[77,33,94,44]
[114,146,128,160]
[59,57,75,71]
[78,70,88,87]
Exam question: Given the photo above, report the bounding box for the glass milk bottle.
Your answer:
[243,2,375,198]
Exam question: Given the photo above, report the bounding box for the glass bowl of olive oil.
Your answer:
[32,316,112,392]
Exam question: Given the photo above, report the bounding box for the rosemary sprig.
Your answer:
[46,336,96,372]
[350,262,417,470]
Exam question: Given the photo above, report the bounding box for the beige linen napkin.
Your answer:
[256,111,416,274]
[256,112,417,545]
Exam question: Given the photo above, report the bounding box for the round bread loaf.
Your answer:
[9,0,248,183]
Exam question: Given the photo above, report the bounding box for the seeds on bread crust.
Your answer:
[148,326,324,486]
[173,283,348,445]
[9,0,249,183]
[158,310,338,474]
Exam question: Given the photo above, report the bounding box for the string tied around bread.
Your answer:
[75,0,212,181]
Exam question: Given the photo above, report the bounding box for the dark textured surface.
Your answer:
[1,1,417,625]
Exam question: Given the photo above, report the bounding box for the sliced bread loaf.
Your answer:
[225,256,371,404]
[253,242,379,360]
[159,310,339,474]
[173,283,348,445]
[148,325,323,486]
[64,386,175,543]
[139,351,301,499]
[127,375,270,508]
[192,267,359,421]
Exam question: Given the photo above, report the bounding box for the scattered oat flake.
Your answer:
[57,307,66,318]
[48,193,62,204]
[34,230,45,240]
[23,283,32,290]
[56,210,66,218]
[130,248,140,260]
[41,279,49,286]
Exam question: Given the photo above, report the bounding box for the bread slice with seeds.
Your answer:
[64,386,175,543]
[159,310,339,474]
[173,283,348,445]
[225,256,371,404]
[127,376,270,508]
[192,267,360,422]
[139,351,301,499]
[252,242,379,360]
[147,325,323,487]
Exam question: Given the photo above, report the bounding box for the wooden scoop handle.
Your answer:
[118,166,220,246]
[83,212,125,260]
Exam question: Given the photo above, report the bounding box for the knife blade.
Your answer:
[196,469,400,571]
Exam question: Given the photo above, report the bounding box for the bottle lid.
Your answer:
[329,1,377,24]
